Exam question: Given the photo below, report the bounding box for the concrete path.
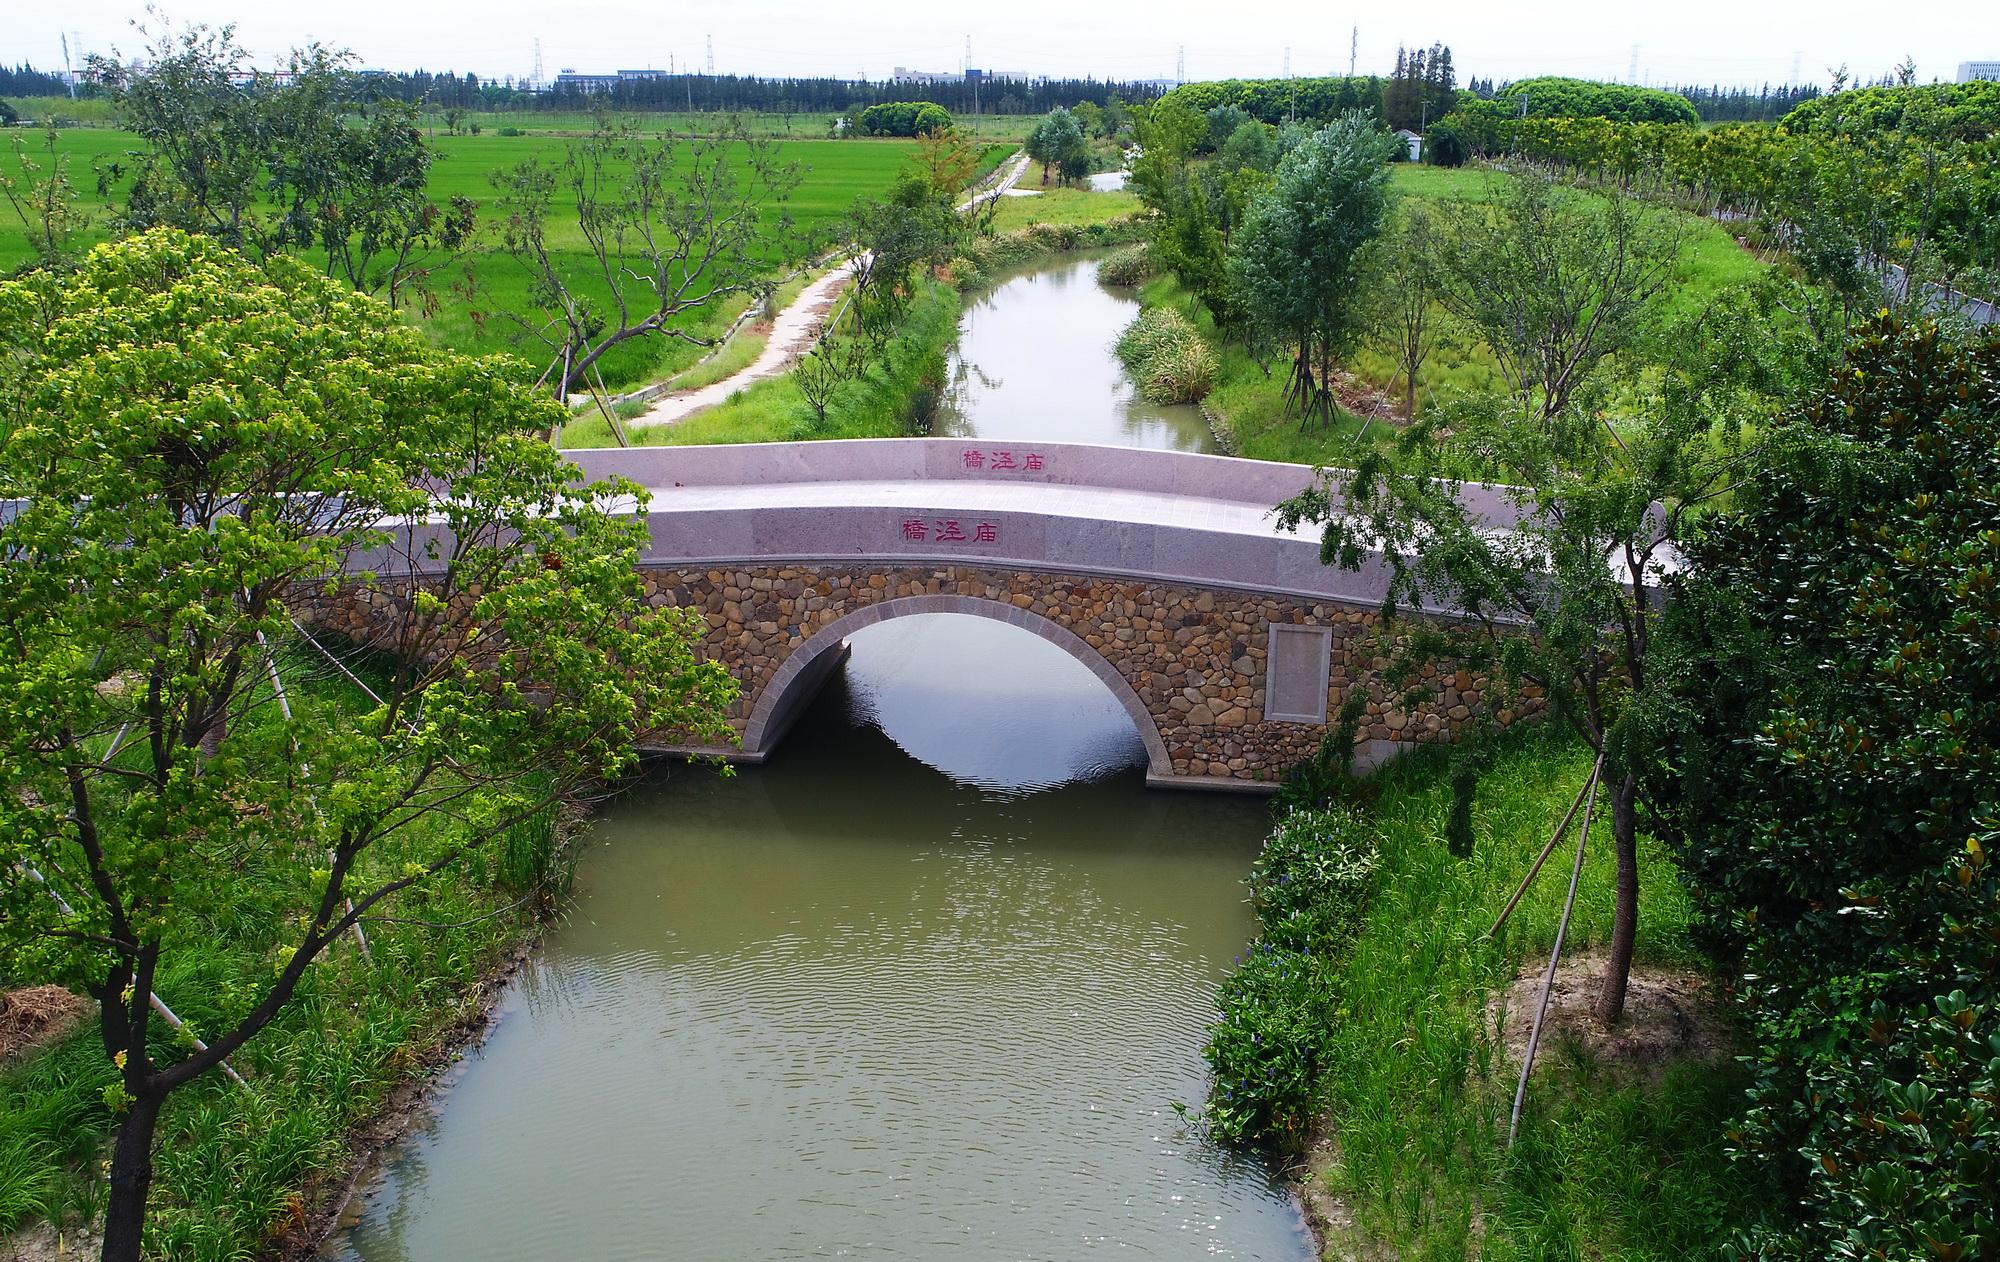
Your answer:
[627,151,1031,430]
[629,266,857,427]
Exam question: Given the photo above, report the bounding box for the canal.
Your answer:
[329,253,1309,1260]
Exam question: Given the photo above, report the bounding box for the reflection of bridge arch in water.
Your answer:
[744,593,1175,783]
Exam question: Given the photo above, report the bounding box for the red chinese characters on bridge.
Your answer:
[900,518,1000,544]
[961,449,1045,472]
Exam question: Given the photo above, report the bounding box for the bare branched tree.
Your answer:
[493,117,800,403]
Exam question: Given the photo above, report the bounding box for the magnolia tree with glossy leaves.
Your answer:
[0,230,735,1262]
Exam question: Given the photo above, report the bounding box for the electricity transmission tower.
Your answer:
[1176,45,1186,85]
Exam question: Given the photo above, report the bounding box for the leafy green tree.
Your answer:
[1275,279,1773,1023]
[1653,316,2000,1260]
[1429,171,1684,425]
[492,117,798,404]
[1072,100,1104,139]
[1205,104,1256,152]
[1026,106,1087,185]
[1230,113,1397,426]
[843,169,962,329]
[856,101,952,137]
[0,230,735,1262]
[96,25,475,309]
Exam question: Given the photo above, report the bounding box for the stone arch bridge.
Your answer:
[538,439,1537,793]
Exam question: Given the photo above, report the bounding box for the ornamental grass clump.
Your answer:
[1204,806,1378,1149]
[1096,243,1153,287]
[1115,307,1216,404]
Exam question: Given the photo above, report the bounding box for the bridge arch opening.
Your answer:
[743,595,1175,786]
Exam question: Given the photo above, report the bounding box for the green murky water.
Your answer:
[329,617,1308,1260]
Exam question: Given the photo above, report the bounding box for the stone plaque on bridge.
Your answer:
[1264,624,1333,724]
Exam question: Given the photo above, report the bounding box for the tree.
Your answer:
[909,127,982,201]
[842,168,962,327]
[492,117,799,405]
[1652,316,2000,1259]
[0,122,91,269]
[1026,106,1088,185]
[1275,280,1771,1025]
[0,229,736,1262]
[1429,170,1684,424]
[1230,113,1397,426]
[1363,202,1450,421]
[1072,100,1104,139]
[97,25,476,310]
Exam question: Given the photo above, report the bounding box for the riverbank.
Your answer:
[1210,729,1760,1258]
[560,208,1150,450]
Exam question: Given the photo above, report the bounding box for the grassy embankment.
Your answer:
[0,125,992,391]
[1133,163,1769,466]
[1272,729,1758,1257]
[0,653,565,1260]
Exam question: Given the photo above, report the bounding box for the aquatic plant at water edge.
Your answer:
[1115,306,1217,404]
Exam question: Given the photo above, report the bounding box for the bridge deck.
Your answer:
[565,438,1468,609]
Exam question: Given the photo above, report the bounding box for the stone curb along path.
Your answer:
[627,151,1032,431]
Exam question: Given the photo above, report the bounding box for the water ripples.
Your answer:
[331,612,1306,1261]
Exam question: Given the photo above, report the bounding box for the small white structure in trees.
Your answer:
[1394,129,1424,162]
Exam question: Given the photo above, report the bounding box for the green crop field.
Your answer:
[0,126,969,389]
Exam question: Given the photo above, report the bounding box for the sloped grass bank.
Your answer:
[1209,730,1760,1259]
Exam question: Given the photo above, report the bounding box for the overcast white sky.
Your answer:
[9,1,1998,90]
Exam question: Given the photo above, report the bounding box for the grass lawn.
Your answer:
[1295,729,1758,1257]
[0,126,938,391]
[987,185,1141,232]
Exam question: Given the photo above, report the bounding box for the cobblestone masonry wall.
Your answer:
[302,561,1540,788]
[643,563,1539,785]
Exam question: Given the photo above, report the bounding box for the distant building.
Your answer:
[1394,128,1423,161]
[1959,61,2000,82]
[1134,78,1181,91]
[553,69,620,90]
[617,68,670,81]
[893,66,1028,87]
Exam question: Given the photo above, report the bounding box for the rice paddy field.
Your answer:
[0,122,1002,389]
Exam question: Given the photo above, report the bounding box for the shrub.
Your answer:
[1114,307,1216,404]
[1204,941,1338,1149]
[1097,244,1153,287]
[496,126,523,137]
[1205,806,1379,1149]
[1250,807,1378,952]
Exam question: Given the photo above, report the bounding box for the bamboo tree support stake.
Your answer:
[257,630,371,964]
[16,863,249,1089]
[1487,764,1598,938]
[1507,754,1603,1149]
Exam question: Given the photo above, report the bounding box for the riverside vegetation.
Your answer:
[1148,75,1996,1261]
